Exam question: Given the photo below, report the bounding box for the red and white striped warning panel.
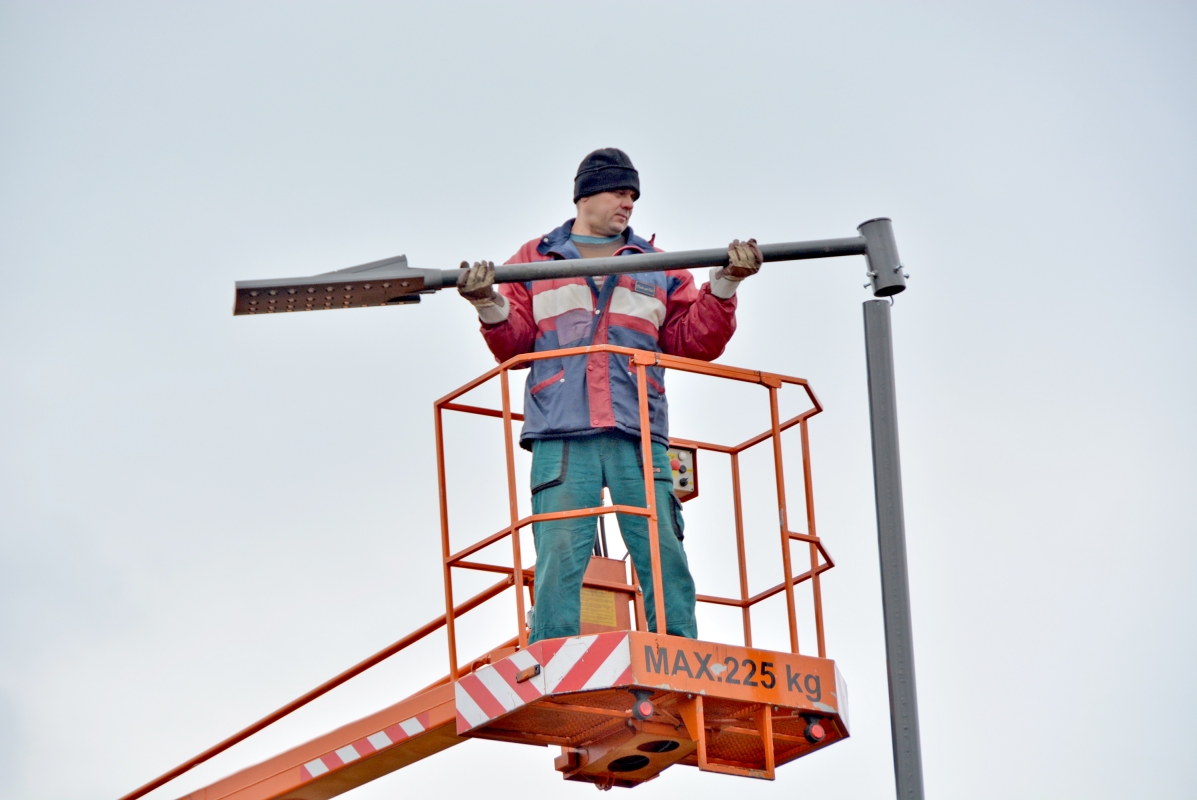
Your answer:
[455,632,632,734]
[299,712,432,782]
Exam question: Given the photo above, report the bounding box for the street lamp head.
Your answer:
[232,255,434,316]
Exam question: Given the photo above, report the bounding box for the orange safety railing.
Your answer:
[436,344,834,679]
[119,344,834,800]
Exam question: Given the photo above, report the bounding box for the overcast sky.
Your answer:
[2,2,1195,799]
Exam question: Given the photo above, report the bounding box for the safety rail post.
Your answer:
[729,451,753,647]
[633,356,667,635]
[629,562,648,631]
[800,417,827,658]
[767,381,800,654]
[434,406,460,678]
[499,369,529,649]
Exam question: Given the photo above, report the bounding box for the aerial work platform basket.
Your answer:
[133,345,845,800]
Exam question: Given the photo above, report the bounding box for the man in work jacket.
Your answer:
[457,148,762,644]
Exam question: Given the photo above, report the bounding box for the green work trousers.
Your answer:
[528,432,697,643]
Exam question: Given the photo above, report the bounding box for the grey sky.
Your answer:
[1,2,1194,798]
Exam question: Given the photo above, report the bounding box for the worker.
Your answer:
[457,148,762,643]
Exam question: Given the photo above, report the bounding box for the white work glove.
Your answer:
[456,260,509,323]
[721,238,763,280]
[457,260,498,305]
[710,238,763,299]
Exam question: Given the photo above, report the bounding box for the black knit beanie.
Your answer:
[573,148,640,203]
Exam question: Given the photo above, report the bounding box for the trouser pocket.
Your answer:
[530,438,570,495]
[632,439,669,479]
[665,488,685,541]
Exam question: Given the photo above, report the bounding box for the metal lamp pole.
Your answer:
[859,219,924,800]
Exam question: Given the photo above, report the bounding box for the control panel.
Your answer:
[666,445,698,502]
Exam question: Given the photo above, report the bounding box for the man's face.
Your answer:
[575,189,636,237]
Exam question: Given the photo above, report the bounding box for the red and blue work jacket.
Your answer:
[480,220,738,449]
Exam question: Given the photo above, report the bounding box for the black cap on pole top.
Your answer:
[574,148,640,202]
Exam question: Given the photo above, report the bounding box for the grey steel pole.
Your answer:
[863,298,924,800]
[232,236,880,316]
[449,236,868,287]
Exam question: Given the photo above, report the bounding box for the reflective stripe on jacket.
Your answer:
[480,220,738,448]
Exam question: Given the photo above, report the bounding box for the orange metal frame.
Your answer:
[436,343,834,671]
[120,345,836,800]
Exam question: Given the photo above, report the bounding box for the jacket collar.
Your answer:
[537,218,653,259]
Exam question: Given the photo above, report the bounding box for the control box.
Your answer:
[666,445,698,502]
